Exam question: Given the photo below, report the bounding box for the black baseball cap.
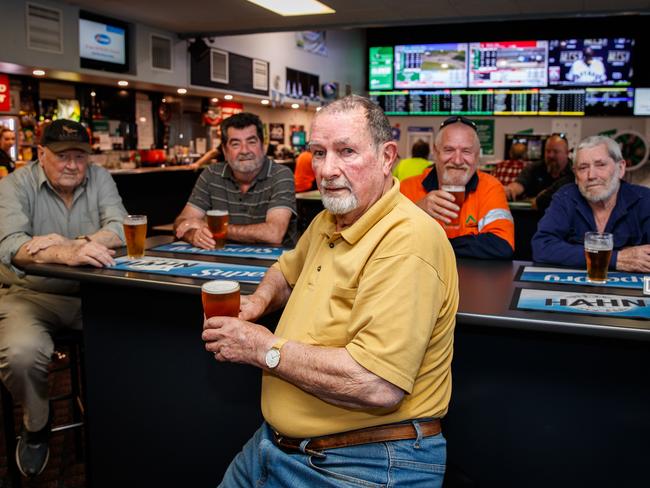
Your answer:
[41,119,92,153]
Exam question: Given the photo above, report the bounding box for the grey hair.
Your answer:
[434,122,481,151]
[575,135,623,163]
[315,94,393,149]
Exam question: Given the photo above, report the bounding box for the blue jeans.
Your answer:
[218,421,446,487]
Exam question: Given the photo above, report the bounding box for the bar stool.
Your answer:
[0,329,85,486]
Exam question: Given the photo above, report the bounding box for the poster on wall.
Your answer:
[295,31,328,57]
[475,119,494,156]
[269,123,285,143]
[57,99,81,122]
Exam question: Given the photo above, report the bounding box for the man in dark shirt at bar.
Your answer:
[174,112,298,248]
[505,133,573,212]
[533,135,650,272]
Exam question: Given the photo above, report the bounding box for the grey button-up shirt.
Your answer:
[0,161,127,294]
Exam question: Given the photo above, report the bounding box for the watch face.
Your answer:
[265,348,281,369]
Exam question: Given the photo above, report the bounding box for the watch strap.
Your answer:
[271,337,288,351]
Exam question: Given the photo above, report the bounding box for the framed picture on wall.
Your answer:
[269,123,285,143]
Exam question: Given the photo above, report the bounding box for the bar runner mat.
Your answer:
[110,256,266,284]
[151,241,286,260]
[515,288,650,319]
[518,266,646,290]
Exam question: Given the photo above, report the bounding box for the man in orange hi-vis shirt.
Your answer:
[401,116,514,259]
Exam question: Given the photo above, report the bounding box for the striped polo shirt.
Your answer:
[187,157,298,247]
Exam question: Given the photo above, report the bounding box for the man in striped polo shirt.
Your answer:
[174,112,298,248]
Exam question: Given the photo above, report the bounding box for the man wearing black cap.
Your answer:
[0,119,127,477]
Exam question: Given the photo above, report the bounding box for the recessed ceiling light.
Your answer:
[162,98,167,103]
[261,99,270,105]
[246,0,335,16]
[211,97,219,103]
[117,80,129,87]
[291,103,300,109]
[224,94,233,100]
[139,117,147,123]
[177,88,187,95]
[32,69,46,76]
[90,91,96,97]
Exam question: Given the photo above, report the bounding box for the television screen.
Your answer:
[548,38,634,87]
[493,89,539,115]
[369,47,394,90]
[369,91,409,115]
[79,11,129,73]
[409,90,453,115]
[291,131,306,147]
[584,87,634,116]
[538,88,585,116]
[394,43,468,89]
[469,40,548,88]
[450,89,494,115]
[633,88,650,115]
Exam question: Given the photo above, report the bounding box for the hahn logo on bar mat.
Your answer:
[151,242,285,260]
[110,256,266,283]
[516,289,650,319]
[519,266,646,290]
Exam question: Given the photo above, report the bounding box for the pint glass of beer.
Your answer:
[207,210,228,249]
[584,231,614,284]
[440,185,466,228]
[123,215,147,259]
[202,280,240,318]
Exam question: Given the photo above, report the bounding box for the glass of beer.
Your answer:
[206,210,228,249]
[123,215,147,259]
[202,280,240,318]
[440,185,466,228]
[584,231,614,284]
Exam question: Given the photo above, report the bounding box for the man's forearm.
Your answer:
[88,229,123,248]
[228,222,286,245]
[270,342,404,410]
[252,267,292,314]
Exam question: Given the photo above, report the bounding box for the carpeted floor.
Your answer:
[0,346,86,488]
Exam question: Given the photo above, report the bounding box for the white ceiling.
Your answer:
[65,0,650,37]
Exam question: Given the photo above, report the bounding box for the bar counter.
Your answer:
[25,241,650,487]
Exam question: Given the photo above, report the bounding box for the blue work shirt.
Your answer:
[532,181,650,269]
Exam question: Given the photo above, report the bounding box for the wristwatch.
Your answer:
[265,338,288,369]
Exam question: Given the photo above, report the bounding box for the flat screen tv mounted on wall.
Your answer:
[79,10,130,73]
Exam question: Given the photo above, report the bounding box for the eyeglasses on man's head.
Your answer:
[439,116,478,133]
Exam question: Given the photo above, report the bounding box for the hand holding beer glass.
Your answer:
[202,280,240,318]
[207,210,228,249]
[440,184,466,229]
[584,231,613,284]
[123,215,147,259]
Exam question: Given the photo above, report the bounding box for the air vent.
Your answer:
[26,3,63,54]
[253,59,269,91]
[151,34,172,71]
[210,49,229,84]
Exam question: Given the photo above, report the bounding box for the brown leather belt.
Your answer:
[272,418,441,454]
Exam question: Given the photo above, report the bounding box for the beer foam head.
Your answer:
[124,214,147,225]
[440,185,465,192]
[202,280,240,294]
[207,210,228,217]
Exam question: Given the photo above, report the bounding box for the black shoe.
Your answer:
[16,418,51,477]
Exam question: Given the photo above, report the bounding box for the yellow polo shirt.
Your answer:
[261,180,458,438]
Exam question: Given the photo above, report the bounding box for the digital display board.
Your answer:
[538,89,586,116]
[584,87,634,116]
[369,47,394,90]
[493,89,540,115]
[469,40,548,88]
[409,90,454,115]
[450,89,494,115]
[369,91,409,115]
[633,88,650,115]
[394,43,468,89]
[548,38,634,87]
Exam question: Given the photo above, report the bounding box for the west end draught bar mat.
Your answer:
[151,241,286,260]
[518,266,647,290]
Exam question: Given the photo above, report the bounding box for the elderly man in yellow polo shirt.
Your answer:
[202,94,458,488]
